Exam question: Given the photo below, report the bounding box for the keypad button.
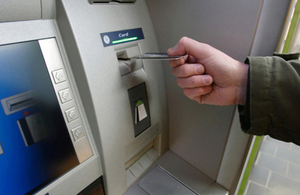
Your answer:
[71,125,85,141]
[52,69,67,84]
[58,88,73,104]
[65,107,79,123]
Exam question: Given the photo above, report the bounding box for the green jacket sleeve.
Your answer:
[238,56,300,145]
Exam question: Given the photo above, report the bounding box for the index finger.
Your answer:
[167,37,213,61]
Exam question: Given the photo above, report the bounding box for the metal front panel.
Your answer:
[39,38,93,163]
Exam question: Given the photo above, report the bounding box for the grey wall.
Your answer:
[0,0,55,22]
[145,0,292,187]
[145,0,263,181]
[250,0,291,56]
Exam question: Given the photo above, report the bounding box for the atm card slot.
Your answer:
[7,97,35,111]
[1,91,36,115]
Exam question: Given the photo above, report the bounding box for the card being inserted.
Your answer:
[118,53,187,61]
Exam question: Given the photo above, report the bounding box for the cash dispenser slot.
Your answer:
[125,136,160,187]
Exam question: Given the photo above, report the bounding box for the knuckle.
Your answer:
[181,67,189,76]
[172,68,177,75]
[177,78,183,87]
[190,77,199,86]
[202,86,212,94]
[180,36,188,42]
[196,87,205,95]
[180,36,189,45]
[183,88,193,98]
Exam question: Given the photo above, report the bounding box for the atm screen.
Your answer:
[0,40,80,195]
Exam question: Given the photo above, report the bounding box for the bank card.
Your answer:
[130,53,186,60]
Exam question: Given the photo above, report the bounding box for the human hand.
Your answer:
[167,37,248,105]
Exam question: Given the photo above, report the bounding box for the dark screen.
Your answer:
[0,41,79,195]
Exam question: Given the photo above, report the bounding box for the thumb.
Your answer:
[167,37,212,60]
[167,37,190,56]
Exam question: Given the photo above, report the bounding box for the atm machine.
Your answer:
[0,0,291,194]
[0,1,103,195]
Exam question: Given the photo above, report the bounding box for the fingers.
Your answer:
[174,66,214,104]
[172,64,204,77]
[188,55,197,63]
[169,55,197,67]
[167,37,218,104]
[167,37,194,56]
[167,37,212,60]
[167,37,213,69]
[183,86,213,102]
[167,37,194,68]
[168,55,198,68]
[177,75,213,88]
[168,55,188,67]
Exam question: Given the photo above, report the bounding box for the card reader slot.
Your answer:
[7,97,35,111]
[89,0,136,4]
[7,94,35,111]
[116,46,143,76]
[1,91,36,115]
[117,57,131,61]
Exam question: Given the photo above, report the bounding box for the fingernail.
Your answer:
[204,76,212,84]
[195,66,203,74]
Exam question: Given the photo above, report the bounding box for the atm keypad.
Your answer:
[52,69,67,84]
[51,67,86,142]
[65,107,79,123]
[58,88,73,104]
[71,125,85,141]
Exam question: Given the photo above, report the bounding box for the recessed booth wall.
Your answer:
[145,0,263,182]
[146,0,291,191]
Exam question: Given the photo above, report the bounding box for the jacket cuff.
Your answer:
[238,57,273,135]
[238,65,250,130]
[273,52,300,61]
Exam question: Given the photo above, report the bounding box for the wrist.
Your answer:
[235,61,249,105]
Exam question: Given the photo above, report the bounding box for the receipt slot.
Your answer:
[128,82,151,137]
